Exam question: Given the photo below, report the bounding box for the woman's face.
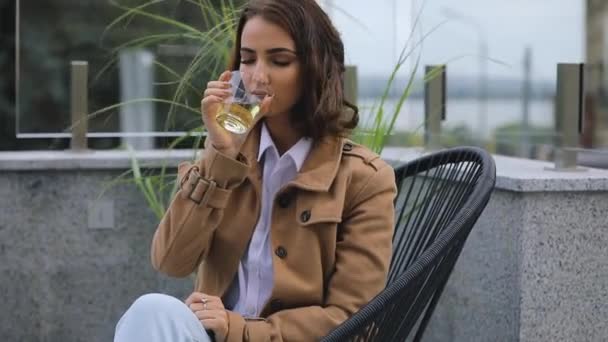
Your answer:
[239,16,302,118]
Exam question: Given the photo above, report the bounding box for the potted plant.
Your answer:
[99,0,444,219]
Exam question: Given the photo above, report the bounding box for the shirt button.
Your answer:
[270,299,283,311]
[277,193,291,208]
[275,246,288,259]
[300,210,311,223]
[342,142,353,152]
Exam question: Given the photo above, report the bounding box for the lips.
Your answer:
[251,90,270,97]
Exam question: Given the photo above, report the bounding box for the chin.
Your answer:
[265,108,286,118]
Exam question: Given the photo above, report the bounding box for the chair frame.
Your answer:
[322,146,497,342]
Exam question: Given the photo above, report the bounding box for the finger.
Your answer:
[218,70,232,82]
[200,318,221,332]
[194,309,226,321]
[203,88,232,98]
[189,303,204,312]
[184,292,204,306]
[189,302,223,312]
[187,293,225,307]
[193,294,223,306]
[201,96,224,116]
[249,94,273,129]
[207,81,231,89]
[202,296,225,310]
[202,295,223,303]
[186,292,221,305]
[201,95,224,106]
[259,94,274,115]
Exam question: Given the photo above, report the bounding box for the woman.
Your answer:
[114,0,396,341]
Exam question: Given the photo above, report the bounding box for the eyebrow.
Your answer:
[240,47,297,55]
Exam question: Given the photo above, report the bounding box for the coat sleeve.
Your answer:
[224,163,397,341]
[151,144,250,277]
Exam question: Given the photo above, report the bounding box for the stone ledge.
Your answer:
[2,148,608,192]
[383,147,608,193]
[0,149,199,171]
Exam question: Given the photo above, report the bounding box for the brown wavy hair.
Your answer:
[229,0,359,141]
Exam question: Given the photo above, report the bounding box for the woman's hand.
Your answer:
[201,71,241,159]
[201,71,273,159]
[185,292,229,342]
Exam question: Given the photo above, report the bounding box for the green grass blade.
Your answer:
[110,0,205,37]
[102,0,166,43]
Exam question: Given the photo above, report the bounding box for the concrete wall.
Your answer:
[383,148,608,342]
[0,151,195,341]
[422,190,523,341]
[423,190,608,341]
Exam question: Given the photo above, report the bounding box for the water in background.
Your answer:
[358,98,555,138]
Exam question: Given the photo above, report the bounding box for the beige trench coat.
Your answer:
[151,122,396,341]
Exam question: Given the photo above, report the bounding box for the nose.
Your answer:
[251,64,270,86]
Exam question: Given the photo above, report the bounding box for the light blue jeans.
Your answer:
[114,293,213,342]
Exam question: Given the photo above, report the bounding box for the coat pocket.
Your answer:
[295,191,343,227]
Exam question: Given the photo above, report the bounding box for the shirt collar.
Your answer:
[257,122,312,172]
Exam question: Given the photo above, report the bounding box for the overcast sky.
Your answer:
[322,0,585,82]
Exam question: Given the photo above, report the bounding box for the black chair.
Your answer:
[322,147,497,342]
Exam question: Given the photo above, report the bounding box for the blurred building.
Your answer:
[586,0,608,148]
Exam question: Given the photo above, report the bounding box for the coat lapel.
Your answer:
[239,121,345,193]
[289,135,343,192]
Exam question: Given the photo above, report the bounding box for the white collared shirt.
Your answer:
[224,123,312,317]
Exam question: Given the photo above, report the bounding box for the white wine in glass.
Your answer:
[215,71,261,134]
[216,102,261,134]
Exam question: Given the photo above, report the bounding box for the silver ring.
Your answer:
[203,302,208,310]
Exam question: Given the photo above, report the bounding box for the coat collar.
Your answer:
[240,120,344,192]
[257,122,312,173]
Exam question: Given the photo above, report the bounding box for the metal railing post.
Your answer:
[344,65,358,105]
[70,61,89,151]
[424,65,446,150]
[548,63,587,171]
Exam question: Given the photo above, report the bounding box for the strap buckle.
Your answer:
[181,168,217,205]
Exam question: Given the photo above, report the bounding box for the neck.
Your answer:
[264,114,302,156]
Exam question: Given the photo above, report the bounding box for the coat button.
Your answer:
[276,193,291,208]
[270,298,283,311]
[342,142,353,152]
[300,210,311,223]
[275,246,288,259]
